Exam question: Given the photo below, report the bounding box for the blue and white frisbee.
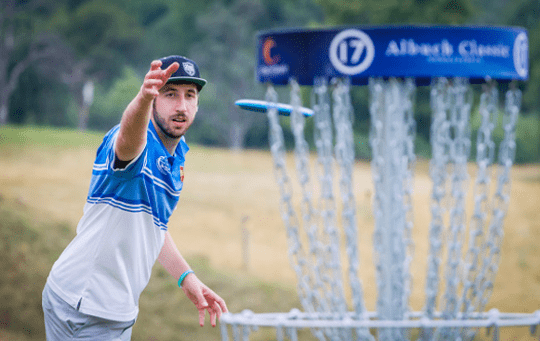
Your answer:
[235,99,314,117]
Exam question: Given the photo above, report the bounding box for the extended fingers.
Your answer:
[145,66,168,82]
[149,60,162,71]
[197,299,225,327]
[141,60,174,98]
[210,306,217,327]
[164,62,180,79]
[147,60,178,81]
[199,308,206,327]
[188,282,227,328]
[204,302,221,327]
[212,301,223,326]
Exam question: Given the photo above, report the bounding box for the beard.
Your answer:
[152,103,185,139]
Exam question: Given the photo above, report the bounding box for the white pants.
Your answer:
[42,283,135,341]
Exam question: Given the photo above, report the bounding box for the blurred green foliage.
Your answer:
[1,0,539,162]
[90,66,141,130]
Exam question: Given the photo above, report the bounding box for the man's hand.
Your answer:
[181,273,228,327]
[140,60,180,101]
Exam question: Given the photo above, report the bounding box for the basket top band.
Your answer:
[257,25,529,85]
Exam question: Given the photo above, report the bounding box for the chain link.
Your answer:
[441,77,472,319]
[369,78,416,341]
[422,78,452,341]
[431,78,472,341]
[460,81,498,317]
[424,77,451,321]
[476,85,521,312]
[331,78,374,341]
[265,84,322,322]
[291,78,344,341]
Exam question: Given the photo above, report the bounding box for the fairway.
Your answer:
[1,125,540,339]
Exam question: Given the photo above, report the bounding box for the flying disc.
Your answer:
[235,99,313,117]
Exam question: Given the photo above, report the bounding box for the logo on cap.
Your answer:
[182,62,196,76]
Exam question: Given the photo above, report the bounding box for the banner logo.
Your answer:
[259,37,289,77]
[329,29,375,75]
[263,37,280,65]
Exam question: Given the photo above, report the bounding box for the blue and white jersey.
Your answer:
[47,122,188,322]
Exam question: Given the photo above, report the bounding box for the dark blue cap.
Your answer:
[159,55,207,91]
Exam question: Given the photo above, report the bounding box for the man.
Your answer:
[42,55,228,340]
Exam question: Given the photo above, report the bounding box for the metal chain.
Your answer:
[369,77,416,341]
[331,78,374,341]
[437,78,473,341]
[460,81,498,318]
[422,77,453,341]
[460,84,521,341]
[310,77,346,341]
[291,79,339,341]
[476,85,521,312]
[258,78,519,341]
[331,77,359,317]
[424,77,451,321]
[401,78,417,319]
[368,78,387,328]
[441,77,472,317]
[265,84,321,322]
[311,76,337,317]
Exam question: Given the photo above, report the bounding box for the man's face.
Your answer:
[152,83,199,140]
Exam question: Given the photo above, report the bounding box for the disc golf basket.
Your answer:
[221,26,538,341]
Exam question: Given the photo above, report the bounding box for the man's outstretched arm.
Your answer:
[157,231,228,327]
[115,60,179,162]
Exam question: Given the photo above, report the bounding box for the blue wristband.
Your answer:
[178,270,194,288]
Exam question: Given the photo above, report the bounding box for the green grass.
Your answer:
[0,197,72,340]
[0,124,105,148]
[0,125,316,340]
[0,192,306,341]
[1,124,539,340]
[0,125,308,339]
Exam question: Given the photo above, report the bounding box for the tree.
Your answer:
[315,0,474,25]
[0,0,69,125]
[127,0,213,70]
[44,0,143,130]
[188,0,324,150]
[0,0,142,129]
[508,0,540,114]
[189,0,267,150]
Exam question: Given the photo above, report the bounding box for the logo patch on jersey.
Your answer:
[182,62,196,76]
[157,156,170,175]
[180,166,184,182]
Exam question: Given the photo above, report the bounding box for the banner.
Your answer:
[257,26,529,85]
